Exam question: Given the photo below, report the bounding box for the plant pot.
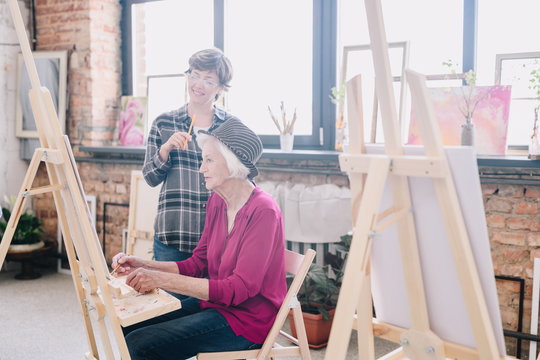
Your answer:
[8,240,45,253]
[288,308,336,349]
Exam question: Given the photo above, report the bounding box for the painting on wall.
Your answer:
[118,96,147,146]
[407,85,512,155]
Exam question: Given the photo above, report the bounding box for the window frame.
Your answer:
[121,0,337,150]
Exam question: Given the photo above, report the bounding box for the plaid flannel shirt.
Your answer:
[142,104,232,252]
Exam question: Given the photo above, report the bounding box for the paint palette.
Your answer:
[108,276,181,327]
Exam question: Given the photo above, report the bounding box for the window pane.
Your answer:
[132,0,213,97]
[147,75,188,138]
[224,0,313,135]
[338,0,463,143]
[339,0,462,75]
[478,0,540,146]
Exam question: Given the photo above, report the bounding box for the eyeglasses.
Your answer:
[187,72,220,88]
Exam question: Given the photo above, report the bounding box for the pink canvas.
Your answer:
[408,85,512,155]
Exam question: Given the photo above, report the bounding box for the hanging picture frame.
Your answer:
[15,50,68,138]
[339,41,410,145]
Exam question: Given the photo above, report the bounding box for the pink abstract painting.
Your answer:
[118,96,147,146]
[408,85,512,155]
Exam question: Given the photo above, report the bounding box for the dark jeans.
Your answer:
[153,236,192,300]
[123,297,261,360]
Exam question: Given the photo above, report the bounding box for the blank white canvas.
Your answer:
[367,144,506,356]
[128,171,160,259]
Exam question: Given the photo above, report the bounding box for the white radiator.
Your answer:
[259,181,353,266]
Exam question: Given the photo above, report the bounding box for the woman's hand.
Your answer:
[159,131,193,161]
[125,268,166,293]
[111,253,145,276]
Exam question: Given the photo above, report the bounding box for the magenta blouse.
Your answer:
[176,186,286,344]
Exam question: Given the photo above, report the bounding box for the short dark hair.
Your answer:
[187,48,233,90]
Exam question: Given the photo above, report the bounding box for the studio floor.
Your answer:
[0,264,398,359]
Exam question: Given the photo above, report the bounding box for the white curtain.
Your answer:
[259,181,352,244]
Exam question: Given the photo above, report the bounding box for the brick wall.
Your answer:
[483,183,540,356]
[29,0,122,261]
[35,0,121,149]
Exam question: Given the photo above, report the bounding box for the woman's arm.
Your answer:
[112,253,179,276]
[126,269,209,300]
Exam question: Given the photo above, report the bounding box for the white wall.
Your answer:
[0,1,30,200]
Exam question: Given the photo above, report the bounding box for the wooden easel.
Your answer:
[324,0,506,359]
[0,1,180,359]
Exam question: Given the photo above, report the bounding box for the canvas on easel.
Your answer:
[324,0,507,359]
[0,0,180,359]
[125,170,159,260]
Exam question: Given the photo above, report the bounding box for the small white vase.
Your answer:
[460,117,475,146]
[280,133,294,152]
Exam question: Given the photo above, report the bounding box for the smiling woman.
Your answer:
[142,48,238,281]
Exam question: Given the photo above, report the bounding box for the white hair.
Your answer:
[197,133,250,179]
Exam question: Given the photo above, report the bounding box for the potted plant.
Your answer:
[288,232,352,348]
[0,196,45,252]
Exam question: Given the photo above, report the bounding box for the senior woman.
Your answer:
[112,119,286,360]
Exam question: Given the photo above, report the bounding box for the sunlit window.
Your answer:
[131,0,213,98]
[338,0,463,143]
[124,0,540,152]
[477,0,540,147]
[224,0,313,136]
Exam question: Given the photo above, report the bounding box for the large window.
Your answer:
[123,0,540,152]
[122,0,335,150]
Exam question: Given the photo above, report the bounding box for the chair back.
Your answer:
[197,248,316,360]
[256,248,316,359]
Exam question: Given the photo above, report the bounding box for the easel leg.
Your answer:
[0,149,44,269]
[54,186,100,358]
[325,158,390,360]
[357,270,375,360]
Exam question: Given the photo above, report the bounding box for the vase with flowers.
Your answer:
[528,64,540,159]
[267,101,297,152]
[329,84,346,152]
[442,60,497,147]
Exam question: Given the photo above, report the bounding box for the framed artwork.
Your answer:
[16,50,68,138]
[407,84,512,155]
[495,52,540,148]
[146,74,188,139]
[339,41,410,144]
[118,96,147,146]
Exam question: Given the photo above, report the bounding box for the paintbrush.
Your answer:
[184,114,196,148]
[286,108,297,134]
[110,253,130,276]
[267,106,282,134]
